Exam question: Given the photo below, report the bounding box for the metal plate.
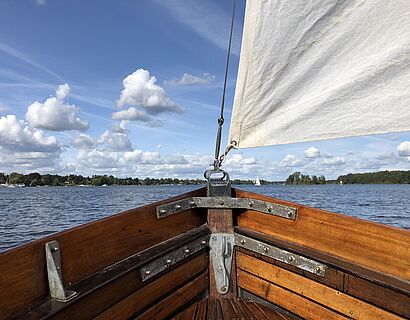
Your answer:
[209,233,234,295]
[139,235,209,282]
[156,197,297,220]
[235,234,327,277]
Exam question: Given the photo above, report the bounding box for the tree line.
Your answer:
[0,172,268,187]
[337,170,410,184]
[285,172,326,185]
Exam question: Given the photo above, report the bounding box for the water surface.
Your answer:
[0,184,408,252]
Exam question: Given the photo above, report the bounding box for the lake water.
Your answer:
[0,184,409,252]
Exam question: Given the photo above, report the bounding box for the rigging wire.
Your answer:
[213,0,237,170]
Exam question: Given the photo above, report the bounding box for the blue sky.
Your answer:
[0,0,409,180]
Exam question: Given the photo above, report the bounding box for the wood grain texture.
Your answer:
[234,188,410,282]
[172,298,293,320]
[135,271,208,320]
[237,252,405,320]
[93,254,208,320]
[237,270,348,320]
[0,188,206,320]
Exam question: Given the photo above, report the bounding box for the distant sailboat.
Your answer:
[255,176,261,186]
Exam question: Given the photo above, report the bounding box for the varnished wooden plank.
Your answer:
[237,269,348,320]
[135,271,208,320]
[172,302,197,320]
[93,254,208,320]
[245,300,292,320]
[0,188,206,320]
[235,226,409,294]
[237,252,405,320]
[234,188,410,283]
[194,299,207,320]
[345,274,410,318]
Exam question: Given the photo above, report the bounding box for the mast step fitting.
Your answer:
[235,234,328,277]
[210,233,234,295]
[45,240,78,302]
[139,234,209,282]
[156,197,297,220]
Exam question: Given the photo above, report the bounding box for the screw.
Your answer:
[288,256,295,262]
[189,201,195,206]
[287,211,293,217]
[166,259,172,264]
[184,248,190,254]
[217,265,222,271]
[145,270,151,275]
[240,239,246,245]
[51,247,59,253]
[267,206,272,212]
[56,266,61,270]
[315,267,322,274]
[263,247,269,253]
[220,285,227,292]
[248,202,253,207]
[220,201,224,205]
[201,240,207,245]
[159,209,166,214]
[175,204,182,209]
[212,236,217,241]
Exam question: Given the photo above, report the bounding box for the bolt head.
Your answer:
[288,256,295,262]
[263,247,269,253]
[145,270,151,275]
[248,202,253,207]
[315,266,322,274]
[267,206,272,212]
[220,285,227,292]
[240,239,246,245]
[287,211,293,217]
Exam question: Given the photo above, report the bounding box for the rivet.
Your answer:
[175,204,182,209]
[220,285,227,292]
[201,240,207,245]
[263,247,269,253]
[56,266,61,270]
[287,211,293,217]
[212,236,217,241]
[220,201,224,205]
[189,201,195,206]
[248,202,253,207]
[145,270,151,275]
[51,247,59,253]
[267,206,272,212]
[240,239,246,245]
[184,248,190,254]
[159,209,166,214]
[288,256,295,262]
[315,266,322,274]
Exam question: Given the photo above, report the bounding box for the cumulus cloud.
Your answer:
[322,156,346,165]
[279,154,304,167]
[26,84,89,131]
[74,134,94,149]
[117,69,184,115]
[112,107,154,123]
[98,130,133,152]
[0,115,60,153]
[304,147,320,158]
[397,141,410,157]
[165,73,215,86]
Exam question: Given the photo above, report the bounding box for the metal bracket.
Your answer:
[156,197,297,220]
[210,233,234,295]
[139,235,209,282]
[235,234,328,277]
[45,241,77,302]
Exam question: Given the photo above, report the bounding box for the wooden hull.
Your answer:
[0,187,408,319]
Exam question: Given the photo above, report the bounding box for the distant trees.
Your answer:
[337,170,410,184]
[285,172,326,185]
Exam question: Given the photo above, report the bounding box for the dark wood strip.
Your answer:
[1,187,207,320]
[135,271,208,320]
[234,188,410,283]
[172,303,197,320]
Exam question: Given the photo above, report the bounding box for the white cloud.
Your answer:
[279,154,304,167]
[117,69,184,115]
[322,156,346,165]
[74,134,94,149]
[397,141,410,157]
[112,107,154,123]
[26,84,89,131]
[166,73,215,86]
[304,147,320,158]
[0,115,60,153]
[98,130,133,152]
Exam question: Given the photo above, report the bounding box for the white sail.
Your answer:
[228,0,410,148]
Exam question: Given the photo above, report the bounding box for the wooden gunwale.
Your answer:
[233,188,410,285]
[17,225,210,319]
[0,187,207,320]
